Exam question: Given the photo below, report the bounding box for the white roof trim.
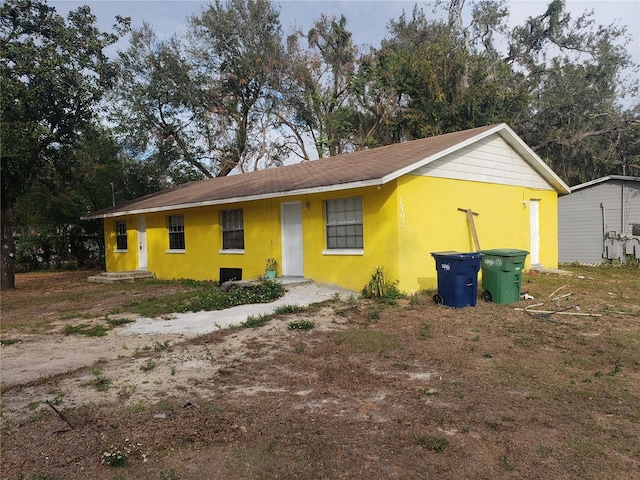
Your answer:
[82,178,385,219]
[570,175,640,192]
[381,123,570,194]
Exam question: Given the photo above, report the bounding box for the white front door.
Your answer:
[137,217,148,270]
[529,200,540,265]
[281,202,304,276]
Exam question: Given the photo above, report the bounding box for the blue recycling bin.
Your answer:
[431,251,483,308]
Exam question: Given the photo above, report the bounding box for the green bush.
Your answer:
[178,279,285,313]
[361,267,404,303]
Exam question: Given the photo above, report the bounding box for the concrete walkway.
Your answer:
[122,279,355,338]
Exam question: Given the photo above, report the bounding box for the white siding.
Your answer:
[411,134,554,190]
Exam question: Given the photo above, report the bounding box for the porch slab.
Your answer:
[88,271,156,284]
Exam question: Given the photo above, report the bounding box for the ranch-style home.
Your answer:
[83,123,570,293]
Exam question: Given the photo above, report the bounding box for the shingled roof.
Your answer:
[83,123,569,219]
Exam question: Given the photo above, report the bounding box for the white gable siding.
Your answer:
[410,134,554,190]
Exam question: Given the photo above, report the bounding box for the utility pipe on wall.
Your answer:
[601,202,606,259]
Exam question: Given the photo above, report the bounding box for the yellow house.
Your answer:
[83,124,570,293]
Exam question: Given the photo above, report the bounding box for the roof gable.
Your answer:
[570,175,640,192]
[410,132,556,190]
[84,123,570,219]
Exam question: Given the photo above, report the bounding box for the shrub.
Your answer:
[288,320,315,330]
[275,304,306,315]
[361,267,404,303]
[178,278,285,313]
[241,314,273,329]
[101,445,130,467]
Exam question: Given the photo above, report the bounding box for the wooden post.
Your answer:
[458,208,480,251]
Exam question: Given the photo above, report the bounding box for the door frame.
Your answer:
[529,199,541,266]
[280,202,304,276]
[137,216,148,270]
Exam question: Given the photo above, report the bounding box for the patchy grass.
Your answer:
[274,304,306,315]
[412,433,449,452]
[59,311,101,321]
[105,317,135,327]
[1,266,638,479]
[64,323,110,337]
[139,359,156,372]
[332,328,401,355]
[85,368,110,392]
[153,340,171,352]
[287,320,315,330]
[241,314,273,329]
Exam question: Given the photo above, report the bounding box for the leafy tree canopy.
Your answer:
[0,0,129,289]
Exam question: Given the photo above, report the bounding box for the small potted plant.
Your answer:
[265,258,278,279]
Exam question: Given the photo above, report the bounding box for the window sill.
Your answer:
[166,249,186,254]
[322,249,364,256]
[114,249,128,253]
[219,249,245,255]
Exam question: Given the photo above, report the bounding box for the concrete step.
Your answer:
[88,271,155,284]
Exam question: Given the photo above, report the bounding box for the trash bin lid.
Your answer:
[431,251,483,259]
[479,249,529,257]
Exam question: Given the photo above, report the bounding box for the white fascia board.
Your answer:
[570,175,640,192]
[496,124,571,194]
[83,178,386,219]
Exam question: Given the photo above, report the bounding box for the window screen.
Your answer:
[222,209,244,249]
[115,221,127,250]
[168,215,185,250]
[325,197,363,249]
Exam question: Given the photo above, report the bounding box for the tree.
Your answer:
[13,126,164,272]
[281,14,360,158]
[357,0,638,184]
[110,24,214,181]
[189,0,286,173]
[506,0,640,184]
[112,0,286,179]
[0,0,129,290]
[364,5,528,141]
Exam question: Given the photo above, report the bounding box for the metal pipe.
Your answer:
[621,180,625,234]
[601,202,606,258]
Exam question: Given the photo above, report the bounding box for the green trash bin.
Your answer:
[479,249,529,304]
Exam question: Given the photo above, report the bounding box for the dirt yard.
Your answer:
[1,268,639,479]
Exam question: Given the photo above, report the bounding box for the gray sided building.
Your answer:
[559,176,640,264]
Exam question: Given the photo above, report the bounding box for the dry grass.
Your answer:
[1,266,639,479]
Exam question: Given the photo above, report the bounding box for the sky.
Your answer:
[49,0,640,70]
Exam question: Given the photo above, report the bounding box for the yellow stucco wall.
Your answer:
[103,175,559,294]
[396,175,559,291]
[301,184,399,291]
[105,218,138,272]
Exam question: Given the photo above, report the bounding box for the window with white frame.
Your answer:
[168,215,185,250]
[325,197,363,249]
[221,209,244,249]
[115,221,127,250]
